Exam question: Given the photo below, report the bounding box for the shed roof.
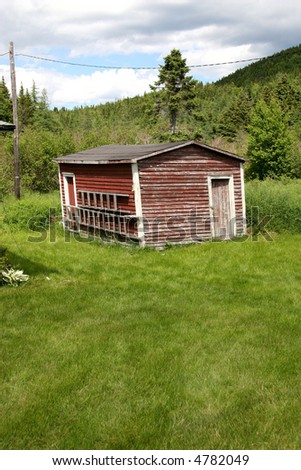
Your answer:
[54,140,247,165]
[0,120,15,131]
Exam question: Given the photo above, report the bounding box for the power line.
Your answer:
[16,53,157,70]
[191,57,263,67]
[12,52,263,70]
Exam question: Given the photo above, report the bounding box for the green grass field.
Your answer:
[1,222,301,449]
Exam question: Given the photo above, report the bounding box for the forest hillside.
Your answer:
[217,44,301,87]
[1,44,301,195]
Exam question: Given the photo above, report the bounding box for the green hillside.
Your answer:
[217,44,301,87]
[1,44,301,195]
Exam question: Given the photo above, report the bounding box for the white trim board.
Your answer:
[207,175,236,238]
[240,163,247,235]
[62,172,78,207]
[131,163,145,247]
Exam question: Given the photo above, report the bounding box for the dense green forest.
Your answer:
[1,44,301,196]
[217,44,301,87]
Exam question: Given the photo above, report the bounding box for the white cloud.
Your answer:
[51,69,158,107]
[0,63,158,108]
[0,0,300,108]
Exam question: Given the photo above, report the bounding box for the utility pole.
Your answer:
[9,41,20,199]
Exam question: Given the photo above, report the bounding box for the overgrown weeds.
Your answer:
[245,178,301,233]
[1,191,61,231]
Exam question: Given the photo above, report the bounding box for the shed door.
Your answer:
[66,176,76,206]
[211,178,232,239]
[64,174,77,230]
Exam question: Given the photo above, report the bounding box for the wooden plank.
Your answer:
[138,147,243,245]
[59,162,135,213]
[211,179,231,239]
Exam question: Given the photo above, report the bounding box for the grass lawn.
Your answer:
[1,226,301,450]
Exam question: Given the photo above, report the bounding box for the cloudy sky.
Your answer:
[0,0,300,109]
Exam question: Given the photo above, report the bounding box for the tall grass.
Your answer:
[246,178,301,233]
[1,191,61,231]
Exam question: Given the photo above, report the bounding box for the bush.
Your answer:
[246,178,301,233]
[2,128,76,194]
[1,191,61,231]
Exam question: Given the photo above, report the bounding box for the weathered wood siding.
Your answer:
[58,144,245,247]
[59,163,135,213]
[138,145,244,246]
[59,163,138,239]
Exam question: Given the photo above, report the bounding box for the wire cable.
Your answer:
[15,52,263,70]
[15,53,158,69]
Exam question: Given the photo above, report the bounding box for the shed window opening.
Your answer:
[77,190,129,213]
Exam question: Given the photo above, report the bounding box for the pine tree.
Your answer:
[0,76,13,122]
[219,90,252,141]
[272,74,301,124]
[18,84,35,129]
[33,88,58,130]
[31,81,39,107]
[247,99,292,179]
[150,49,197,134]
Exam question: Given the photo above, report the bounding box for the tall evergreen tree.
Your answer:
[18,84,35,129]
[247,99,292,179]
[151,49,197,134]
[219,89,252,141]
[38,88,50,111]
[0,77,13,122]
[272,74,301,124]
[31,81,39,107]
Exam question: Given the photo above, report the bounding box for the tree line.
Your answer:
[1,48,301,197]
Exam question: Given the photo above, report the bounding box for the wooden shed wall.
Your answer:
[59,163,135,213]
[138,146,244,246]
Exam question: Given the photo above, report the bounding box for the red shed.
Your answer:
[54,140,247,247]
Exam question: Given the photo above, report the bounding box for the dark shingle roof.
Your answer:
[54,140,247,164]
[0,120,15,131]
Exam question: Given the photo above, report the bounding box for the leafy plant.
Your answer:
[0,248,29,287]
[1,266,29,287]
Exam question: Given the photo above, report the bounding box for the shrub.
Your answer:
[246,99,292,180]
